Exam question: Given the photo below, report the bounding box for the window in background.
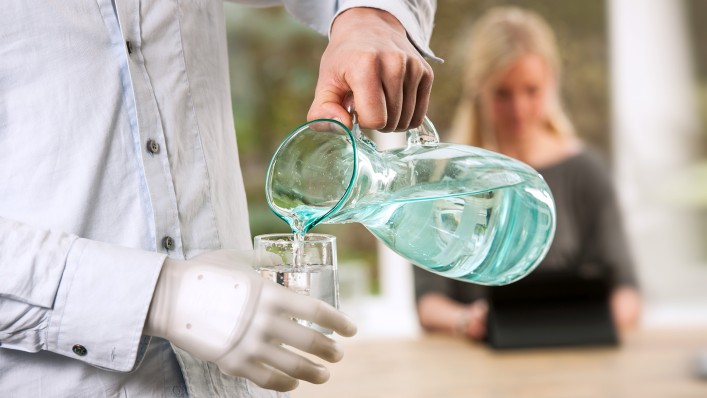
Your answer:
[685,0,707,261]
[609,0,707,325]
[224,1,707,335]
[224,0,616,336]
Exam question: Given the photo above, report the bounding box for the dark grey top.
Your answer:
[413,148,638,303]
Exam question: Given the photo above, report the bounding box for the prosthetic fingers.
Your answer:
[144,250,357,392]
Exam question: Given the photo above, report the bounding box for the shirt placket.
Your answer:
[111,1,184,258]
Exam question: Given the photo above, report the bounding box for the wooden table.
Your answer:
[293,328,707,398]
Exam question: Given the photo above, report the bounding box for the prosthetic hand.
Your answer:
[144,250,357,392]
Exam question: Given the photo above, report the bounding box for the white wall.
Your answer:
[608,0,707,326]
[338,130,422,339]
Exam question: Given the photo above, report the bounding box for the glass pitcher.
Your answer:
[265,116,556,286]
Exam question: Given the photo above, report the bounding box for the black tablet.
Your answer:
[485,271,618,350]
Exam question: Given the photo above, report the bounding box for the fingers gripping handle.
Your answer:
[343,91,439,147]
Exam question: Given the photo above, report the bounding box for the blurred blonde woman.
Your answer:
[414,6,641,341]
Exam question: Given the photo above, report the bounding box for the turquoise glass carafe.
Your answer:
[265,116,556,285]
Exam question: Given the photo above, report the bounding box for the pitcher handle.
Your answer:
[343,91,440,148]
[406,116,440,147]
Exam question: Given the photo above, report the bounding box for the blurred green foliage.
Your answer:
[224,6,325,236]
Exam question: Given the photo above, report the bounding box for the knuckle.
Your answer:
[353,51,380,72]
[424,66,435,85]
[384,51,408,77]
[408,55,432,75]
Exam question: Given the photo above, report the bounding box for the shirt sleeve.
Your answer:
[333,0,440,62]
[0,217,166,372]
[266,0,441,61]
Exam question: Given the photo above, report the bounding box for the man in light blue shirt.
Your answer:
[0,1,438,396]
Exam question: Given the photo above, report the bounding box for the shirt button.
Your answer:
[162,236,175,251]
[146,139,160,154]
[72,344,88,356]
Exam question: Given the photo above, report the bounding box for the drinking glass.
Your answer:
[253,233,339,334]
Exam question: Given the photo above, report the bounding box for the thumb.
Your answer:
[307,85,353,129]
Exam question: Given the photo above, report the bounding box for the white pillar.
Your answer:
[609,0,707,324]
[365,130,421,337]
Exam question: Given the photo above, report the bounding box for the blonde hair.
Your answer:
[448,6,575,148]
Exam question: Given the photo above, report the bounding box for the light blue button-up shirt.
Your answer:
[0,0,436,396]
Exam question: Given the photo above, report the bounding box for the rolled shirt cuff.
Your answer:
[45,238,166,372]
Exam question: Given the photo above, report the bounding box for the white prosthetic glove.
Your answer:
[144,250,357,392]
